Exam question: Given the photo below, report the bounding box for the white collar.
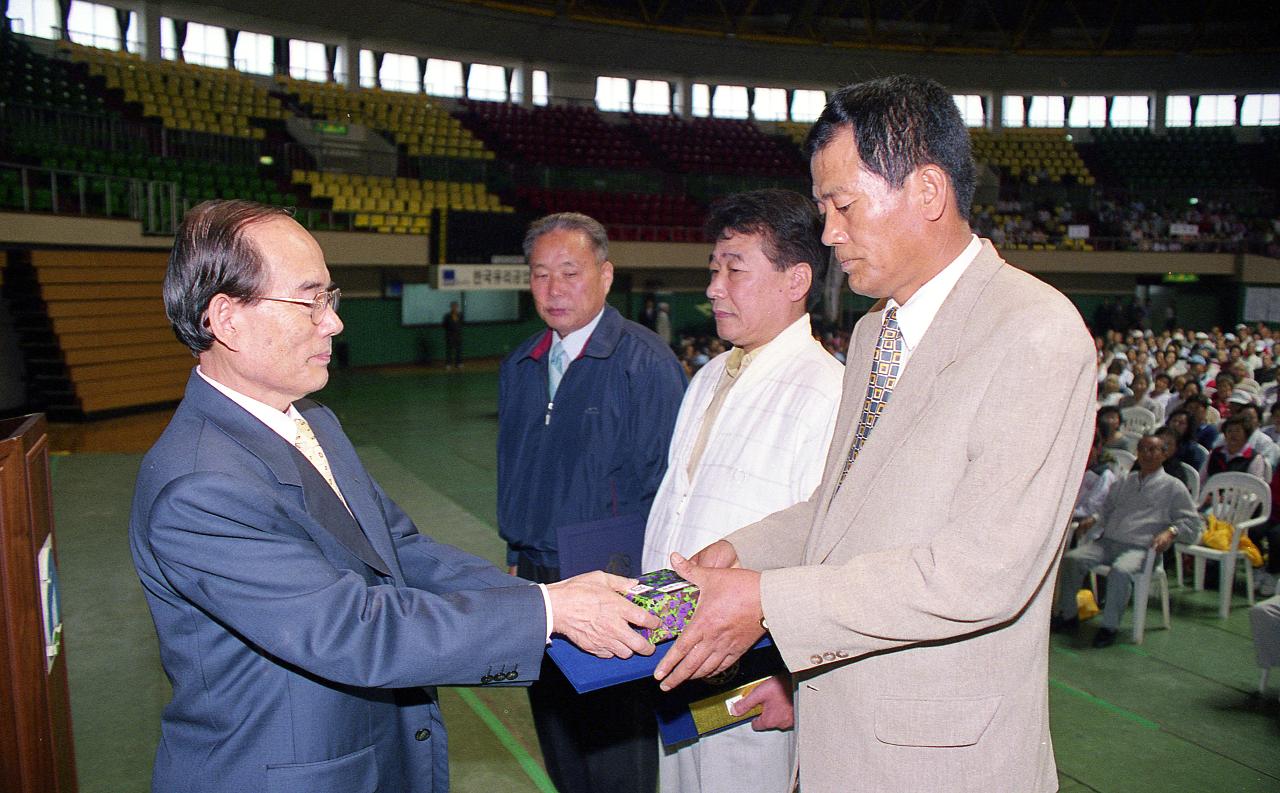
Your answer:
[887,234,981,352]
[197,366,302,444]
[552,306,606,362]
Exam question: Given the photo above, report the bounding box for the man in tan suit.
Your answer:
[654,75,1096,792]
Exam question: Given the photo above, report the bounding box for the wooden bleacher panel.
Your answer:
[29,251,189,415]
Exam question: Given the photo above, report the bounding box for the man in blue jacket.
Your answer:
[130,200,659,793]
[499,212,687,793]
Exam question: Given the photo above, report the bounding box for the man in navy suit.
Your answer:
[130,199,658,793]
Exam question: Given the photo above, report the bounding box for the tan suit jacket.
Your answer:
[728,240,1095,793]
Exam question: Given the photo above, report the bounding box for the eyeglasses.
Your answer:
[257,287,341,324]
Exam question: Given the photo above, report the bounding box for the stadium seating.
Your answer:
[1,32,107,115]
[293,169,512,234]
[626,114,802,177]
[280,77,493,160]
[67,41,287,140]
[969,128,1094,186]
[1081,127,1251,191]
[514,186,705,242]
[458,100,650,169]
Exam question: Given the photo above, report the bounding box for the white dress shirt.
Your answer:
[552,307,606,363]
[887,234,981,371]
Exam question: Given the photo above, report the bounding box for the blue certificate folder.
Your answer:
[555,512,646,578]
[547,635,781,746]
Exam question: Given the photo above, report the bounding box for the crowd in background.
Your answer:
[1087,321,1280,597]
[969,198,1279,255]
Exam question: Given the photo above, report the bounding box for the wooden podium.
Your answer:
[1,414,78,793]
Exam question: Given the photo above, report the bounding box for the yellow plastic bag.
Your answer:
[1076,588,1100,621]
[1202,514,1263,567]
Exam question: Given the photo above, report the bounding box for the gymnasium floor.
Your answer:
[49,364,1280,793]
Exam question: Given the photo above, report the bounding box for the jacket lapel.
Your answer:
[295,401,399,579]
[808,242,1005,562]
[185,375,395,579]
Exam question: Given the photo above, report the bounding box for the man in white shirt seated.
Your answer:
[1053,434,1202,648]
[643,188,845,793]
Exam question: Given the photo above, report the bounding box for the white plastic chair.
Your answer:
[1175,472,1269,618]
[1121,405,1157,435]
[1108,448,1136,475]
[1178,462,1201,505]
[1205,405,1221,426]
[1090,548,1170,644]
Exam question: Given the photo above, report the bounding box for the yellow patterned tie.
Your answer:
[294,416,349,509]
[835,307,903,491]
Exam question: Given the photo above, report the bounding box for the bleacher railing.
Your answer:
[0,160,179,235]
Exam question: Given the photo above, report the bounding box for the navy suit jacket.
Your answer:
[130,372,547,793]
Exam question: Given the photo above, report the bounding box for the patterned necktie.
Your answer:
[548,340,567,400]
[294,416,348,508]
[835,307,904,491]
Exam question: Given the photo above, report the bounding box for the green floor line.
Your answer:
[456,688,556,793]
[1049,679,1160,729]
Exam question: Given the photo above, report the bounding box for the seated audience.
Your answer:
[1097,405,1136,454]
[1153,425,1198,495]
[1119,373,1164,423]
[1053,434,1201,648]
[1201,416,1271,489]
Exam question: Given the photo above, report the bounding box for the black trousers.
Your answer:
[518,555,658,793]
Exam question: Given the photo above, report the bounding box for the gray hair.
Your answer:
[523,212,609,263]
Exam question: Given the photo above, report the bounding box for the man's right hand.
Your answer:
[547,571,661,659]
[691,539,740,569]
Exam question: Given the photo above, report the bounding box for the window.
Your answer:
[160,17,176,60]
[288,39,327,82]
[1067,95,1107,128]
[790,89,825,122]
[1165,95,1192,128]
[332,45,347,84]
[123,11,140,54]
[532,69,548,106]
[1241,94,1280,126]
[1002,96,1025,128]
[595,76,630,112]
[380,53,420,93]
[182,21,228,69]
[691,83,711,117]
[359,50,377,88]
[467,63,506,101]
[6,0,59,39]
[1026,95,1065,127]
[234,30,273,75]
[953,94,985,127]
[1109,95,1149,128]
[752,87,788,121]
[1195,94,1236,127]
[633,79,671,115]
[712,85,749,119]
[424,59,464,98]
[67,1,119,50]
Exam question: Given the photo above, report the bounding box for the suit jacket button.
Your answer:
[822,652,836,661]
[835,650,849,658]
[810,655,823,665]
[415,728,432,741]
[480,675,493,684]
[506,670,518,681]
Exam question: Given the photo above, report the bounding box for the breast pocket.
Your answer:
[873,695,1002,748]
[265,744,379,793]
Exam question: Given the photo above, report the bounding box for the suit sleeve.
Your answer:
[758,312,1096,672]
[145,470,547,689]
[376,478,534,593]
